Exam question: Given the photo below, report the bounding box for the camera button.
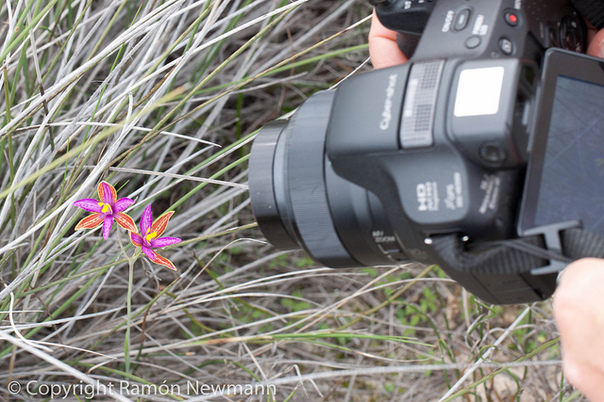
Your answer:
[479,142,507,164]
[504,11,519,27]
[499,37,513,55]
[465,36,481,49]
[454,8,471,31]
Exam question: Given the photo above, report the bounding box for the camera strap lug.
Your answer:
[519,220,581,275]
[429,219,604,277]
[428,221,604,304]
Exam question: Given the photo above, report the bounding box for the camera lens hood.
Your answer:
[249,120,299,250]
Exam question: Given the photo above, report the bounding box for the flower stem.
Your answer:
[125,256,134,374]
[117,227,137,374]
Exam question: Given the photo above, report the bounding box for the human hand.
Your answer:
[368,12,604,68]
[554,259,604,401]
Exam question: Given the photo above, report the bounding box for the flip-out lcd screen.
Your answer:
[519,50,604,236]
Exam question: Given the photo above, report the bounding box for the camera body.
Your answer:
[249,0,592,304]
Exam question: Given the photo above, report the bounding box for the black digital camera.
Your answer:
[249,0,604,304]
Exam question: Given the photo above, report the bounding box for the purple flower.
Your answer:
[130,205,181,270]
[73,182,137,239]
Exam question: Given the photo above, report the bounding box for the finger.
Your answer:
[554,259,604,401]
[562,356,604,402]
[587,28,604,58]
[369,11,408,69]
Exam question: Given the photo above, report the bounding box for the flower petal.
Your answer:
[152,253,177,270]
[140,205,153,235]
[113,197,134,213]
[73,198,103,213]
[115,212,137,232]
[102,216,114,239]
[98,182,117,205]
[142,246,156,261]
[150,211,175,238]
[150,237,181,248]
[130,232,144,247]
[75,213,104,230]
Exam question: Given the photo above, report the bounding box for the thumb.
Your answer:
[587,28,604,58]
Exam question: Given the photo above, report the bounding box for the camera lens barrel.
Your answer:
[283,92,359,267]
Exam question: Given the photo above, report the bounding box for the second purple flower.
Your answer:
[130,205,181,270]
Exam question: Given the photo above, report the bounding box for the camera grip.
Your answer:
[571,0,604,29]
[374,0,434,58]
[395,33,421,58]
[374,0,433,34]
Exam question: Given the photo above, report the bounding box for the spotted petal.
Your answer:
[150,237,181,249]
[75,213,103,230]
[140,205,154,235]
[130,232,144,248]
[142,245,156,261]
[113,197,134,213]
[73,198,103,213]
[115,212,137,233]
[102,216,114,239]
[150,211,175,238]
[98,182,117,205]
